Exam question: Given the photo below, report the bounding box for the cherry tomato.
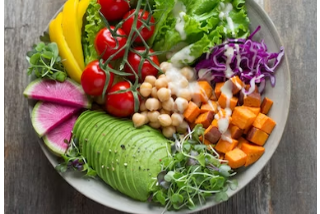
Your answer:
[98,0,130,21]
[106,81,139,117]
[125,47,159,82]
[122,9,155,43]
[81,60,114,96]
[94,26,127,61]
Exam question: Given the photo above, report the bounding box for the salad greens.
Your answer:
[150,0,250,66]
[26,42,67,82]
[82,0,105,65]
[152,125,237,210]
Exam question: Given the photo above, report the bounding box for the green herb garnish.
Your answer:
[26,42,67,82]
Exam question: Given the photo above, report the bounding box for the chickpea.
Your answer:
[175,97,189,113]
[149,121,161,129]
[171,113,184,126]
[160,109,171,115]
[158,74,166,79]
[155,78,168,89]
[180,66,195,81]
[147,111,160,123]
[145,98,161,111]
[158,114,172,127]
[140,111,149,123]
[151,87,158,99]
[160,62,172,73]
[140,100,147,111]
[157,88,171,102]
[132,113,148,128]
[144,75,157,86]
[168,82,178,95]
[140,82,152,98]
[162,97,175,112]
[177,88,192,101]
[177,121,188,133]
[178,78,189,88]
[162,126,176,138]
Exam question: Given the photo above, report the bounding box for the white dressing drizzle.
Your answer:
[219,3,235,37]
[171,45,196,68]
[224,45,235,78]
[173,1,187,40]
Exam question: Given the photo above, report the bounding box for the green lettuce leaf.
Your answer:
[151,0,250,66]
[82,0,105,65]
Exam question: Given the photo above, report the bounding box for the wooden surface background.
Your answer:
[4,0,317,213]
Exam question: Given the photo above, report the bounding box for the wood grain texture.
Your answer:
[4,0,316,214]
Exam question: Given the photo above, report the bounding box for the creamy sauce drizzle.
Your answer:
[173,1,187,40]
[219,3,235,37]
[171,45,196,68]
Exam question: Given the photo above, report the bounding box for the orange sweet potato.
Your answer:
[261,97,273,114]
[243,125,252,135]
[195,111,214,128]
[246,127,269,146]
[252,113,276,134]
[237,137,249,149]
[204,121,221,144]
[240,106,260,116]
[215,138,238,154]
[218,93,238,110]
[243,91,261,107]
[241,142,265,166]
[193,81,213,103]
[214,82,224,99]
[231,106,257,129]
[230,76,244,94]
[229,124,243,139]
[225,148,247,168]
[210,93,218,101]
[184,101,201,123]
[200,100,218,114]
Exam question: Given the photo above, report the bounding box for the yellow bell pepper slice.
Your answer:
[62,0,85,70]
[49,13,83,83]
[77,0,91,30]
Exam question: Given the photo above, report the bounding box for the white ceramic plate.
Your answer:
[28,1,290,213]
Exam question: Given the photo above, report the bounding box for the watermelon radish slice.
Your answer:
[24,78,92,108]
[43,115,78,156]
[31,101,80,137]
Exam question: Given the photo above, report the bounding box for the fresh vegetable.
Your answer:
[252,113,276,134]
[98,0,130,21]
[124,47,160,82]
[246,127,269,146]
[23,78,92,108]
[195,26,284,93]
[77,0,91,29]
[231,106,257,130]
[81,60,115,96]
[225,148,247,169]
[70,110,172,201]
[122,9,155,43]
[94,26,127,60]
[183,101,201,123]
[240,142,265,167]
[49,13,83,83]
[105,81,140,117]
[61,0,85,70]
[26,42,67,82]
[43,115,78,156]
[260,97,273,114]
[82,0,105,65]
[151,0,250,65]
[31,101,79,137]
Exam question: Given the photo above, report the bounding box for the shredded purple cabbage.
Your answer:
[195,26,284,94]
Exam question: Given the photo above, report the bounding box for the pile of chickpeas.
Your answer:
[132,62,196,138]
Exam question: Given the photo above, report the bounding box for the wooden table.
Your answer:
[4,0,317,213]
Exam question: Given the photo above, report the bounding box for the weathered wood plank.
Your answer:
[4,0,316,214]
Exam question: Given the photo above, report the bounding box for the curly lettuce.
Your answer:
[82,0,105,65]
[150,0,250,66]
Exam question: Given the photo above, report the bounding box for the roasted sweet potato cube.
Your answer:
[261,97,274,114]
[241,142,265,167]
[184,102,201,123]
[240,106,260,116]
[243,91,261,107]
[229,124,243,139]
[215,138,239,154]
[252,113,276,134]
[218,93,238,110]
[193,81,213,103]
[239,84,258,105]
[246,127,269,146]
[195,111,214,128]
[225,148,247,168]
[200,100,218,114]
[214,82,224,99]
[231,107,257,129]
[243,125,252,135]
[237,137,250,149]
[204,122,221,144]
[230,76,244,94]
[210,93,218,101]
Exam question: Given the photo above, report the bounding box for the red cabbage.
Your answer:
[195,26,284,94]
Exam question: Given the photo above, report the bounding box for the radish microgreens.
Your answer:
[152,125,238,211]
